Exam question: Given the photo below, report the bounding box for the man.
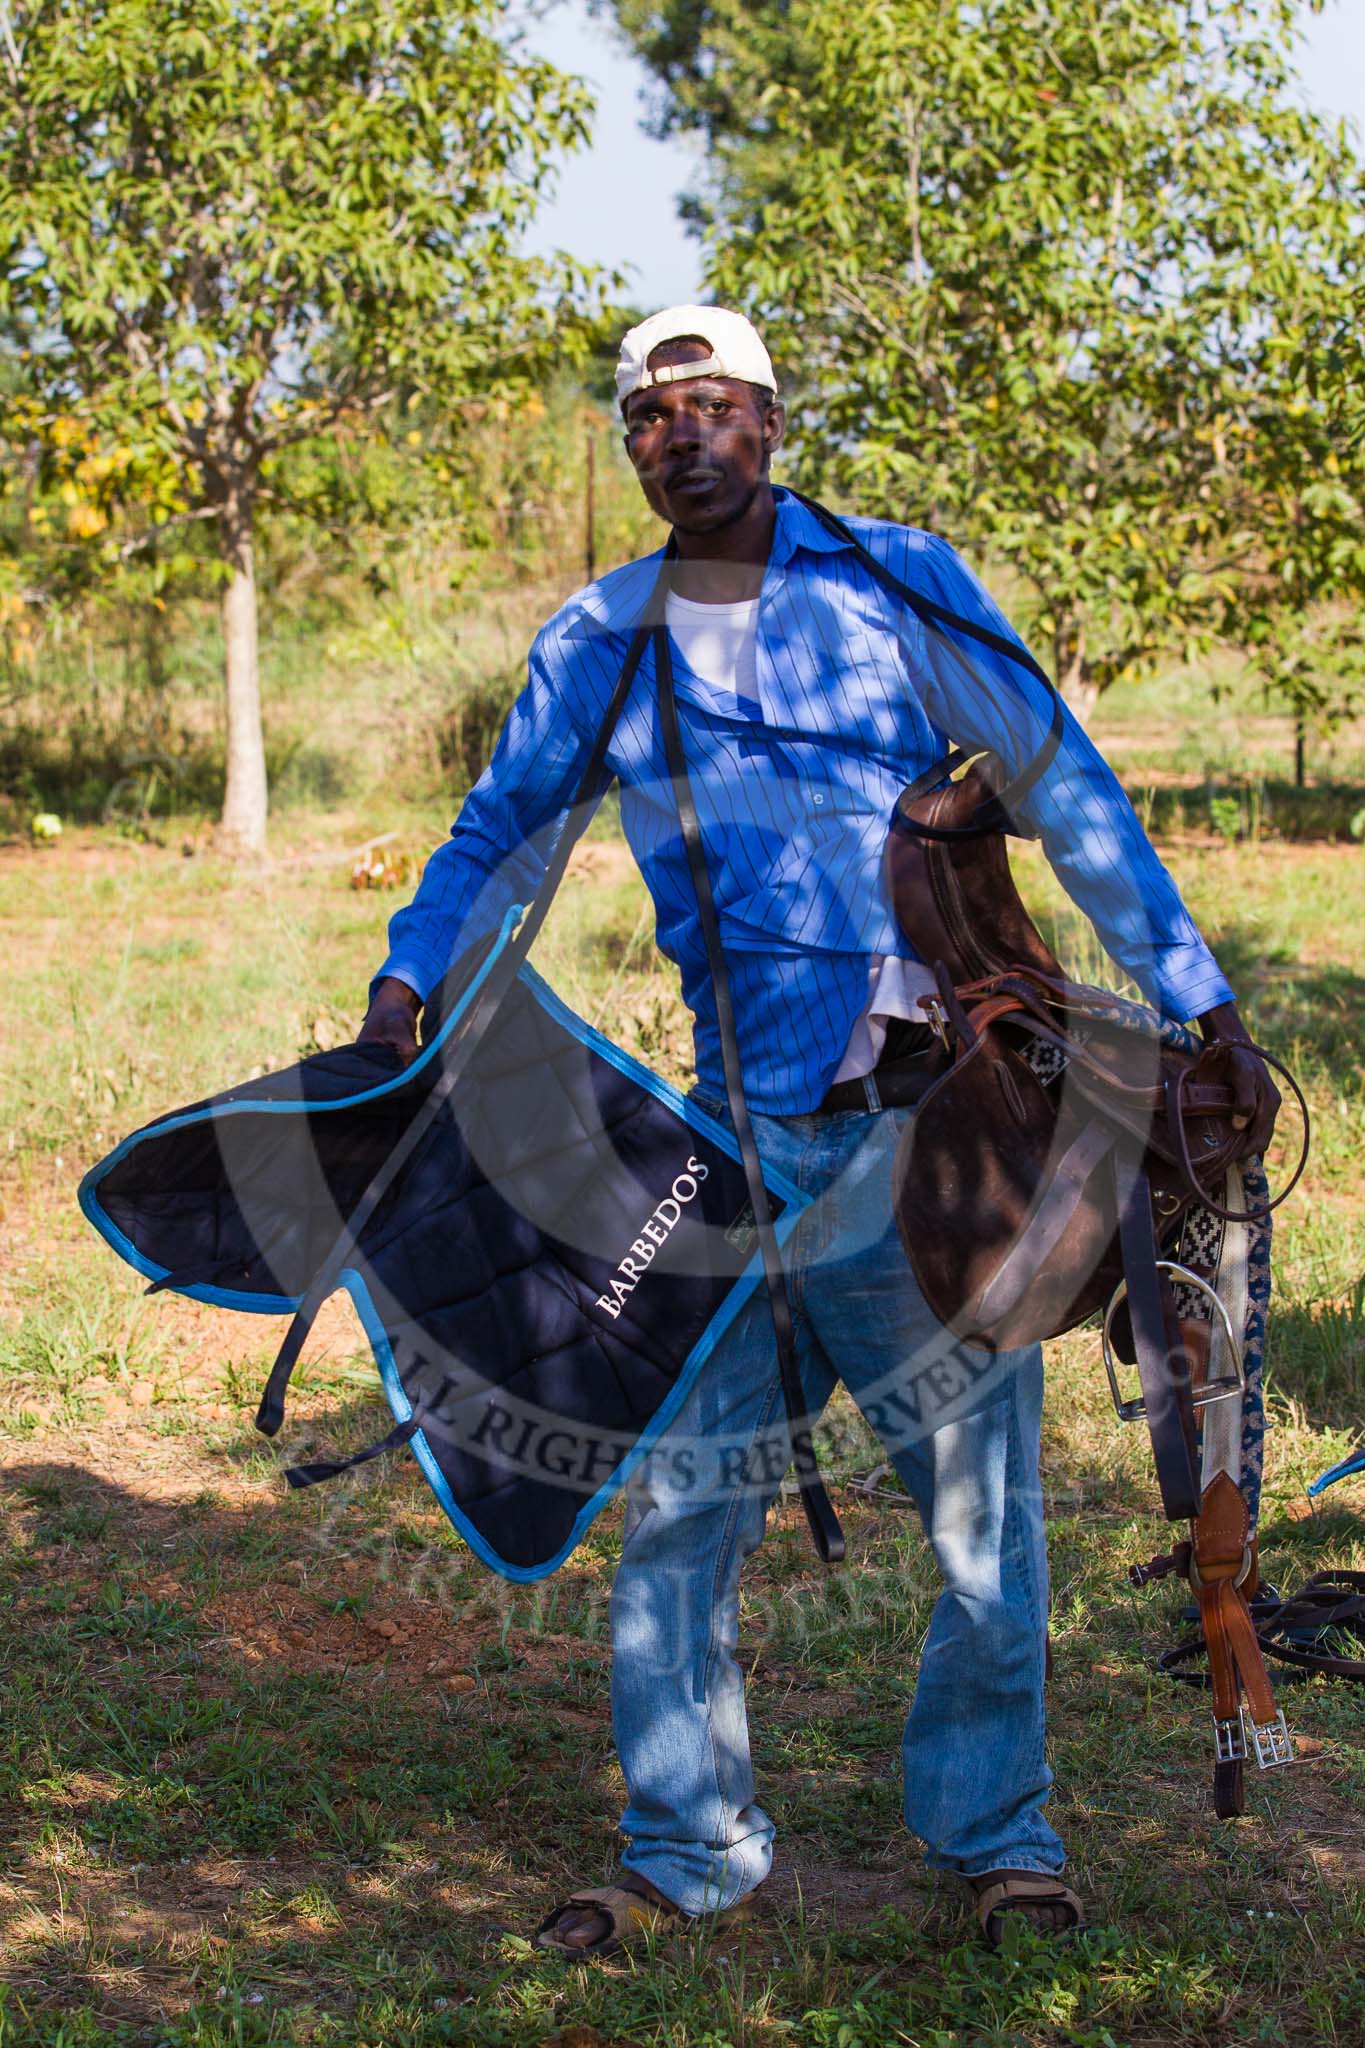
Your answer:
[360,306,1278,1949]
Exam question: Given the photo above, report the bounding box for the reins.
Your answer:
[1168,1046,1310,1222]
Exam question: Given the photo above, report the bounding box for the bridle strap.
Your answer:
[1113,1148,1201,1522]
[654,609,845,1565]
[256,550,675,1440]
[786,488,1066,840]
[1160,1573,1365,1685]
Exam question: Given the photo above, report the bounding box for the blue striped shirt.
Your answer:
[375,488,1233,1113]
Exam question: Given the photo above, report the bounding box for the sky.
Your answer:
[522,0,1365,310]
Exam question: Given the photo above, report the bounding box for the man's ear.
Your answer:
[763,399,787,456]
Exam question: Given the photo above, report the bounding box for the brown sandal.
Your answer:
[535,1870,685,1957]
[535,1869,759,1958]
[970,1869,1085,1947]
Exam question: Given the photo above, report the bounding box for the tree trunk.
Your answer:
[1055,613,1099,722]
[216,491,268,857]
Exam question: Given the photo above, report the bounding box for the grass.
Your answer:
[1,788,1363,2045]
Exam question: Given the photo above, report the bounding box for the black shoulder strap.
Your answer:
[655,611,845,1565]
[256,549,675,1441]
[785,488,1066,842]
[257,499,1061,1561]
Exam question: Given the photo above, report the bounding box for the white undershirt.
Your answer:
[664,589,761,703]
[830,955,938,1082]
[664,590,936,1084]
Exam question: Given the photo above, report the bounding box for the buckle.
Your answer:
[921,998,952,1052]
[1102,1261,1246,1422]
[1242,1705,1294,1770]
[1188,1542,1255,1594]
[1214,1715,1247,1765]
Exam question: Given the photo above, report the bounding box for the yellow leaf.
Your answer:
[66,502,108,539]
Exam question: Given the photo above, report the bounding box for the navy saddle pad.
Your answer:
[80,915,806,1579]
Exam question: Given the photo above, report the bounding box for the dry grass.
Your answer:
[0,814,1362,2048]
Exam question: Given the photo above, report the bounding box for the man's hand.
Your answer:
[1196,1000,1280,1155]
[358,977,422,1066]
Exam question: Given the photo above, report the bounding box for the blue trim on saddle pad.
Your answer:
[79,911,809,1580]
[1307,1449,1365,1499]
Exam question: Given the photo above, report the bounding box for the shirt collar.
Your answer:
[768,485,852,568]
[564,485,851,641]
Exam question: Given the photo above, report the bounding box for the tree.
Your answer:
[1240,262,1365,771]
[1,0,599,851]
[607,0,1365,717]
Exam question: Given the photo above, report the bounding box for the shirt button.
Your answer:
[813,793,824,806]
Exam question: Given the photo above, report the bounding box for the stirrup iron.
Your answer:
[1102,1262,1245,1422]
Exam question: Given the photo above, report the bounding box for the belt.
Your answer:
[814,1021,945,1115]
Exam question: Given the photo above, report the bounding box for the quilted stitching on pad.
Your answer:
[87,970,785,1575]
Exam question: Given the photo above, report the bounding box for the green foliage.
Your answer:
[0,0,606,841]
[1,0,599,478]
[1208,793,1242,845]
[1241,601,1365,741]
[0,381,659,826]
[610,0,1365,713]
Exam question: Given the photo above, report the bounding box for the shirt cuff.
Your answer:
[1145,943,1234,1023]
[367,945,450,1011]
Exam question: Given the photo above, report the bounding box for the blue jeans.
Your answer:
[610,1100,1063,1914]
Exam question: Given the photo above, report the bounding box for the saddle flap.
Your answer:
[891,1026,1119,1351]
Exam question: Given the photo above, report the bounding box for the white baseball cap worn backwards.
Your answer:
[616,305,778,410]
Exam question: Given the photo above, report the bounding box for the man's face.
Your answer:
[622,336,785,535]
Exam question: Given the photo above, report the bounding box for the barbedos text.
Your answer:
[594,1157,710,1319]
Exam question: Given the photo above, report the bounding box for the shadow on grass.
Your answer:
[0,720,225,829]
[0,1447,1023,2046]
[1263,1292,1365,1434]
[0,1451,627,2033]
[1,1428,1364,2047]
[1203,936,1365,1432]
[0,718,355,833]
[1212,936,1365,1080]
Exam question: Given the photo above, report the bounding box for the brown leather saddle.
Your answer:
[778,492,1314,1814]
[885,752,1309,1816]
